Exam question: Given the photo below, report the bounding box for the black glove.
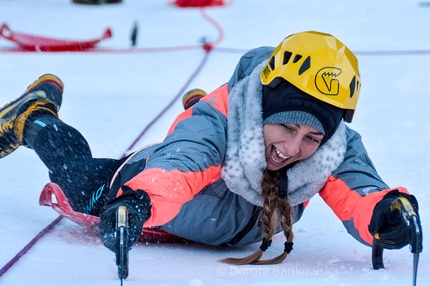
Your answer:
[369,190,419,249]
[98,185,151,252]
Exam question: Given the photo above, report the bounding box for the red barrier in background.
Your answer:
[174,0,224,7]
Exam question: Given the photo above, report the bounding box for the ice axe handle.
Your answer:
[115,206,129,285]
[399,197,422,286]
[398,197,423,254]
[372,241,384,269]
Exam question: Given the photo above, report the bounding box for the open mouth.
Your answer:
[270,146,290,165]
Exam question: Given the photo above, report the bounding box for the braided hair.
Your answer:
[220,169,294,265]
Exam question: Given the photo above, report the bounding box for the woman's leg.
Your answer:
[24,114,125,215]
[0,74,123,216]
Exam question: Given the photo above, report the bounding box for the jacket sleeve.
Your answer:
[319,126,410,246]
[122,85,229,227]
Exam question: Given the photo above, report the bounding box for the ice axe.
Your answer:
[115,206,129,286]
[372,197,423,286]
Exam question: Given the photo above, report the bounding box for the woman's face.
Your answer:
[263,123,324,171]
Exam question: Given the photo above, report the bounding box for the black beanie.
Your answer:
[262,80,344,145]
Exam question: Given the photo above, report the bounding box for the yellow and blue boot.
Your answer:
[182,88,207,110]
[0,74,64,158]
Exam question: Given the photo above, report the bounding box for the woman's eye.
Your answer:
[281,124,294,131]
[307,136,320,144]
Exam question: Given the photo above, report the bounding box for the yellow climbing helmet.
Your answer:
[260,31,360,122]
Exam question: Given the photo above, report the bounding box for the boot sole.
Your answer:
[0,74,64,119]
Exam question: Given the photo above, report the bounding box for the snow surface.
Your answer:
[0,0,429,285]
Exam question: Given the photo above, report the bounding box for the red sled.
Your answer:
[173,0,225,7]
[39,182,188,243]
[0,23,112,52]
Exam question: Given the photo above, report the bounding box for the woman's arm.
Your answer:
[319,126,410,246]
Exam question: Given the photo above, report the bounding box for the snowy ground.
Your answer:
[0,0,429,285]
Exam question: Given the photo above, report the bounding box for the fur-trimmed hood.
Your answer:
[221,61,347,207]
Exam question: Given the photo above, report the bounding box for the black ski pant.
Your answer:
[25,116,127,216]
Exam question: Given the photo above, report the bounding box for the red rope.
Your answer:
[199,7,224,50]
[0,45,202,53]
[120,49,212,157]
[0,216,63,277]
[121,7,224,156]
[3,44,430,56]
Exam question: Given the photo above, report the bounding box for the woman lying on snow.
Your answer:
[0,31,420,265]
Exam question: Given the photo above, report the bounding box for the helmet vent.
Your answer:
[292,54,302,63]
[349,76,356,98]
[283,51,293,65]
[298,56,311,75]
[269,57,275,70]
